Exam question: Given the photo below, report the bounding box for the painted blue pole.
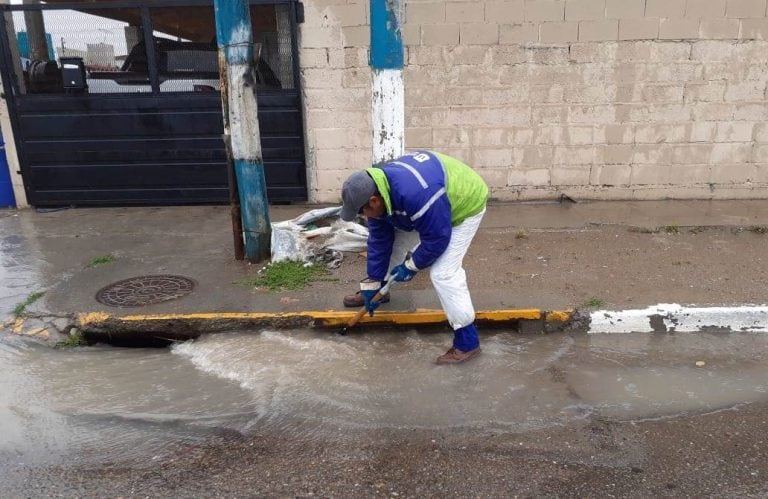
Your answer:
[213,0,271,262]
[370,0,405,163]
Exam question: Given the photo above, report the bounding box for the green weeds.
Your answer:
[12,291,45,317]
[239,261,330,291]
[88,254,115,267]
[584,297,606,309]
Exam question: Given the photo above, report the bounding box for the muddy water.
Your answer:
[2,330,768,470]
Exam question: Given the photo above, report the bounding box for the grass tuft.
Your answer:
[515,230,528,239]
[88,254,115,267]
[663,224,680,234]
[12,291,45,318]
[585,297,606,309]
[56,329,87,349]
[239,261,329,291]
[748,225,768,234]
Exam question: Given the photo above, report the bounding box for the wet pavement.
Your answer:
[2,329,768,496]
[3,200,768,496]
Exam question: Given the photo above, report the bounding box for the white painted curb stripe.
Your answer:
[590,303,768,333]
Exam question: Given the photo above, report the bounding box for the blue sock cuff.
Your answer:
[453,323,480,352]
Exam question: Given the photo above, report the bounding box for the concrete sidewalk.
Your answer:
[2,199,768,343]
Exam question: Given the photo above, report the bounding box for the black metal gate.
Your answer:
[0,0,306,206]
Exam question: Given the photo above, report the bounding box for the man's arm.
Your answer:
[408,192,452,270]
[366,217,395,281]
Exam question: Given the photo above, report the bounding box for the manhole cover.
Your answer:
[96,275,195,307]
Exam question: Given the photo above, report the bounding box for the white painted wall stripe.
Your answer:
[590,304,768,333]
[372,69,404,164]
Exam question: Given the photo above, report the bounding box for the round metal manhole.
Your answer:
[95,275,195,307]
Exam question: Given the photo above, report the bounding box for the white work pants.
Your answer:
[388,210,485,330]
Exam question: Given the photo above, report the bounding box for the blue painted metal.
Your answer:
[214,0,271,262]
[369,0,403,69]
[0,131,16,208]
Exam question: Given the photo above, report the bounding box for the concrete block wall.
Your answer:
[300,0,768,202]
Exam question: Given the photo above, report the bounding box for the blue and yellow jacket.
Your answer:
[366,150,488,281]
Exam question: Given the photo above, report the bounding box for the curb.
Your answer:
[74,308,575,343]
[589,304,768,333]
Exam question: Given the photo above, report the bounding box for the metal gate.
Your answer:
[0,0,306,206]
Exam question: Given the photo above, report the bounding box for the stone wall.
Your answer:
[300,0,768,202]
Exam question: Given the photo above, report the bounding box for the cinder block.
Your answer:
[491,45,527,64]
[753,144,768,161]
[734,103,768,120]
[302,68,344,88]
[634,124,688,143]
[433,127,471,147]
[445,46,490,64]
[690,122,717,142]
[422,24,460,45]
[301,26,341,48]
[726,0,768,18]
[486,1,526,23]
[479,169,512,188]
[597,144,633,164]
[500,22,540,43]
[406,128,433,148]
[672,144,713,164]
[445,87,485,105]
[514,145,555,165]
[401,23,421,45]
[472,128,511,147]
[725,81,767,101]
[315,128,370,149]
[650,42,693,60]
[344,47,369,68]
[619,18,660,40]
[408,46,446,65]
[541,21,579,42]
[659,19,700,40]
[406,2,446,23]
[579,20,619,41]
[342,67,371,87]
[553,146,595,164]
[508,168,551,185]
[692,102,736,120]
[754,122,768,141]
[711,143,753,163]
[595,124,634,144]
[342,26,369,47]
[474,148,514,166]
[460,23,500,44]
[606,0,645,18]
[566,0,606,21]
[591,164,631,185]
[569,105,616,124]
[551,166,591,184]
[716,122,755,141]
[332,2,367,27]
[646,0,687,18]
[700,19,740,39]
[305,88,368,108]
[632,144,674,164]
[710,163,758,183]
[685,0,727,18]
[741,18,768,38]
[447,2,485,22]
[642,84,685,103]
[525,0,565,21]
[691,40,736,60]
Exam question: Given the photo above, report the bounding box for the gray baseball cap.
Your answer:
[340,171,377,221]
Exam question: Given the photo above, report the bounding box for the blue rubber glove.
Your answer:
[390,258,418,282]
[360,279,382,317]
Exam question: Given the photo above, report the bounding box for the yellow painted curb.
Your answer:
[78,308,572,329]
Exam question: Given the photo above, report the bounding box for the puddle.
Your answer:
[1,329,768,469]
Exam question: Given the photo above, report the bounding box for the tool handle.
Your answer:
[346,279,394,329]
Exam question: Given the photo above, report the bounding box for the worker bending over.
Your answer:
[340,150,488,364]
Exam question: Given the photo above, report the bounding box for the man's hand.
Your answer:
[360,279,383,317]
[390,257,418,282]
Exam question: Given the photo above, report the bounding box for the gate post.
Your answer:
[370,0,404,164]
[213,0,271,262]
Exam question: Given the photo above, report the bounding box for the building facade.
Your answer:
[300,0,768,202]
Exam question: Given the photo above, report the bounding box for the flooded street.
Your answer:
[2,329,768,496]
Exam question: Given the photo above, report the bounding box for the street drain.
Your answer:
[96,275,195,307]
